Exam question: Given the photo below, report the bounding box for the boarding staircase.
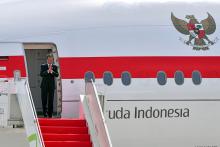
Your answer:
[38,80,112,147]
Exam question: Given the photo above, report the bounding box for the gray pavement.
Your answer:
[0,128,29,147]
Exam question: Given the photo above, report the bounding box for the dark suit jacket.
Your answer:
[40,64,59,90]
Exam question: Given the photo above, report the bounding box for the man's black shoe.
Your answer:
[43,114,48,118]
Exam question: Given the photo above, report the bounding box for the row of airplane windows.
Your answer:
[84,70,202,86]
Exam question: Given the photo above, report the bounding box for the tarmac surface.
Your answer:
[0,128,29,147]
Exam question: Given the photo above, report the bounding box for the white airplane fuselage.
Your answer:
[0,1,220,147]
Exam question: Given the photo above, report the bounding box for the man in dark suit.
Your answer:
[40,54,59,118]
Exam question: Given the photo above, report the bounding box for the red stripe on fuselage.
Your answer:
[0,56,26,78]
[59,56,220,79]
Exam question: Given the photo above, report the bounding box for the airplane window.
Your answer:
[103,71,113,86]
[157,71,167,85]
[121,71,131,86]
[174,71,184,85]
[192,70,202,85]
[84,71,95,82]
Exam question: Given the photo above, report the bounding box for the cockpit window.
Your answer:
[103,71,113,86]
[174,71,184,85]
[84,71,95,82]
[121,71,131,86]
[192,70,202,85]
[157,71,167,85]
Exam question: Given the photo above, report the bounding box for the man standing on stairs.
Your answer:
[40,54,59,118]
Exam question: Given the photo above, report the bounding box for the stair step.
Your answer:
[43,134,90,141]
[38,118,87,127]
[41,126,88,134]
[38,118,92,147]
[44,141,92,147]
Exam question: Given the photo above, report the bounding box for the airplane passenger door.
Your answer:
[24,43,61,117]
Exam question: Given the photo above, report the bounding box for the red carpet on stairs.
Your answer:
[38,118,92,147]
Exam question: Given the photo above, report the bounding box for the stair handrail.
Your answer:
[83,80,113,147]
[24,80,45,147]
